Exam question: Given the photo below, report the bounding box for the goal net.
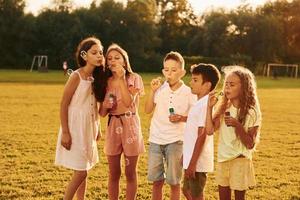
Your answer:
[30,55,48,72]
[263,63,298,78]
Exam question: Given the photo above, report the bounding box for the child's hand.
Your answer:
[114,64,126,79]
[103,100,113,109]
[224,116,239,127]
[150,77,162,92]
[128,85,139,96]
[61,132,72,150]
[103,98,116,110]
[185,165,196,179]
[208,91,218,108]
[169,114,182,123]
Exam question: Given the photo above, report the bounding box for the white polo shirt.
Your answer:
[149,82,197,145]
[183,95,214,172]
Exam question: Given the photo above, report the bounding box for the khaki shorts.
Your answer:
[183,172,207,198]
[216,157,255,191]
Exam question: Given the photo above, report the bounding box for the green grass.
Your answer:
[0,70,300,199]
[1,69,300,88]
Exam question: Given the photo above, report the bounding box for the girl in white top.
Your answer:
[206,66,262,200]
[55,37,107,200]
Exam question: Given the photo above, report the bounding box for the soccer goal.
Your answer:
[263,63,298,78]
[30,55,48,72]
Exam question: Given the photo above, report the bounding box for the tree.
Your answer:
[201,10,230,57]
[259,0,300,61]
[156,0,198,54]
[33,9,81,69]
[0,0,26,67]
[123,0,161,71]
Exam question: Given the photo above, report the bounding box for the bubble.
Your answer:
[132,135,137,141]
[67,69,73,76]
[115,127,123,134]
[125,158,130,166]
[127,137,134,144]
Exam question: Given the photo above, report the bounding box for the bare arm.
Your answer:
[225,116,259,149]
[235,124,258,149]
[145,90,156,114]
[185,127,207,179]
[206,91,220,135]
[114,66,137,108]
[145,77,161,114]
[99,102,109,117]
[60,73,80,150]
[169,114,188,123]
[118,78,135,107]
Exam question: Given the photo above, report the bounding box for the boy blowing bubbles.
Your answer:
[148,53,188,123]
[145,52,197,200]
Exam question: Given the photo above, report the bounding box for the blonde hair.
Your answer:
[105,43,133,77]
[164,51,185,69]
[214,66,260,125]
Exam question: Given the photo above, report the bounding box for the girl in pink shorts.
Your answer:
[100,44,145,200]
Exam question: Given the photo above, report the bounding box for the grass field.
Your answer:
[0,70,300,200]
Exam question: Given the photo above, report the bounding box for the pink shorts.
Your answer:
[104,112,145,156]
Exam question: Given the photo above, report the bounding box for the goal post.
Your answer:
[30,55,48,72]
[264,63,298,78]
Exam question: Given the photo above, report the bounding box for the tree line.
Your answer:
[0,0,299,73]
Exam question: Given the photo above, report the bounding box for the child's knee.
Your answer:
[125,170,136,181]
[153,180,164,188]
[109,171,121,181]
[170,183,180,191]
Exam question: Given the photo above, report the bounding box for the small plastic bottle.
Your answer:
[169,107,175,115]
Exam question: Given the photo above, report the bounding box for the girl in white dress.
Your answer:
[55,37,107,200]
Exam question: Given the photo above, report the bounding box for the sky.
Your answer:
[24,0,270,16]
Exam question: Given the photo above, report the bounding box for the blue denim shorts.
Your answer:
[147,141,183,185]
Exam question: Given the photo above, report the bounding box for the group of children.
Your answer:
[55,37,262,200]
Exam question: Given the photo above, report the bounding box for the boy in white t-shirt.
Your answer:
[145,51,197,200]
[182,63,221,200]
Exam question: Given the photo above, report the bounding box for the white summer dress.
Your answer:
[55,70,99,170]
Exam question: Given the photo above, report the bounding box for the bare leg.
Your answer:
[107,154,122,200]
[219,185,231,200]
[182,186,204,200]
[124,155,139,200]
[182,187,193,200]
[170,184,181,200]
[234,190,246,200]
[76,178,87,200]
[64,170,87,200]
[194,195,204,200]
[152,180,164,200]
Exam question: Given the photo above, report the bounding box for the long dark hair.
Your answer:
[75,37,107,102]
